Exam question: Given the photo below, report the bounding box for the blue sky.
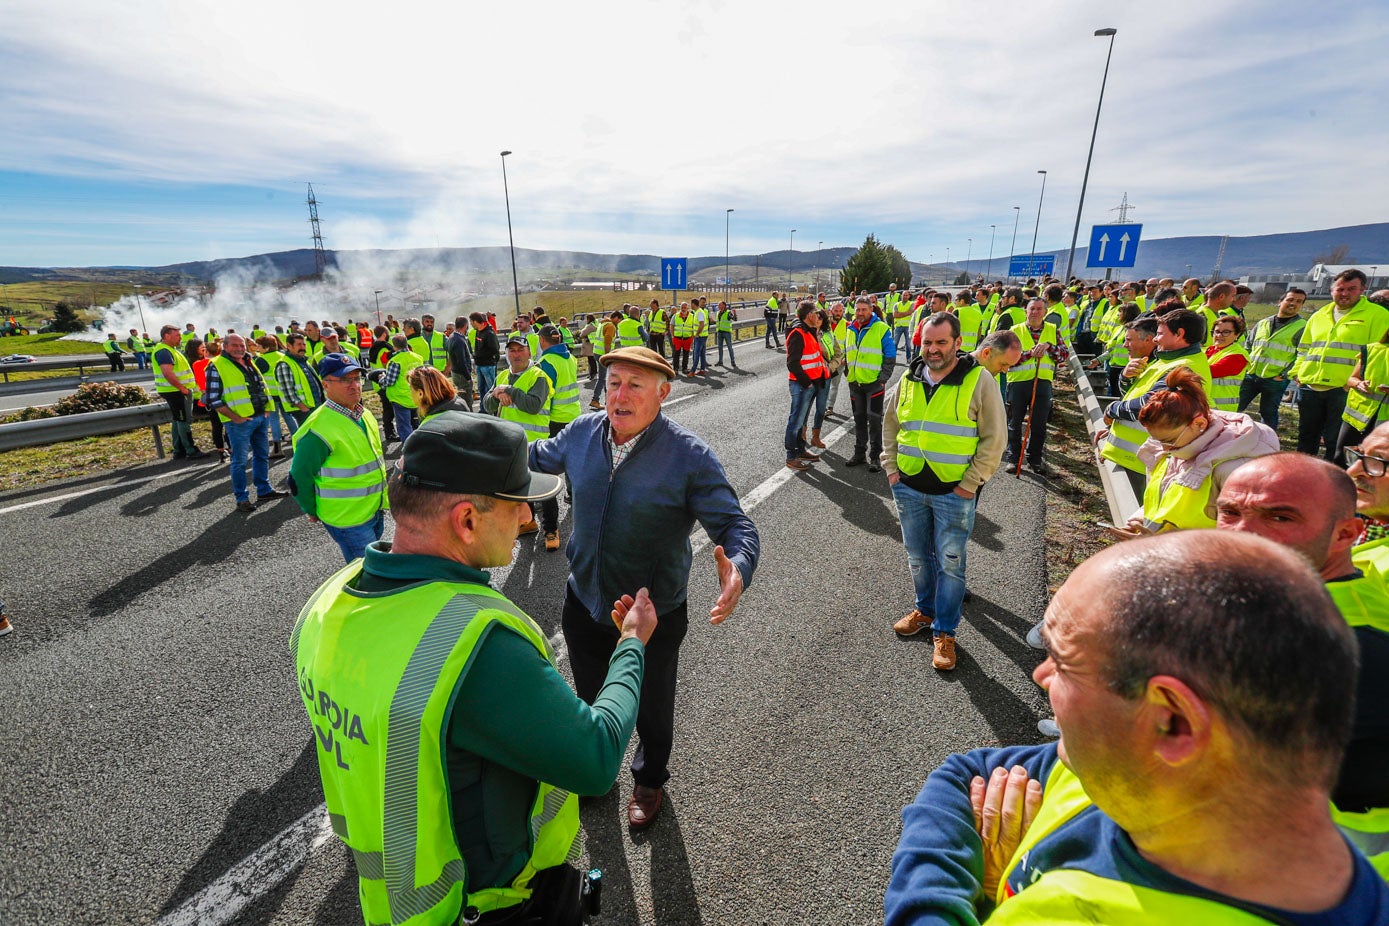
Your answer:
[1,0,1386,269]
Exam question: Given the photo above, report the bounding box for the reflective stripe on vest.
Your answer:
[497,365,551,440]
[384,351,424,406]
[617,318,643,347]
[1293,300,1388,388]
[588,323,610,356]
[1247,315,1306,378]
[955,304,984,351]
[1206,342,1250,411]
[648,309,667,334]
[788,328,828,380]
[671,314,697,338]
[258,351,285,400]
[1100,355,1213,475]
[846,320,892,384]
[895,366,984,481]
[1140,453,1216,532]
[209,354,258,420]
[1344,342,1389,430]
[291,569,581,923]
[1008,323,1059,382]
[717,311,733,333]
[292,405,386,528]
[541,352,580,425]
[153,344,197,395]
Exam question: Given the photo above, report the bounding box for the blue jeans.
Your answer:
[812,379,829,429]
[891,481,977,636]
[1238,374,1288,431]
[692,337,708,371]
[275,399,300,436]
[716,331,735,365]
[323,510,385,563]
[476,365,497,399]
[785,381,816,460]
[224,414,273,503]
[394,405,417,442]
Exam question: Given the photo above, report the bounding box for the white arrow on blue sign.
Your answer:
[660,258,688,290]
[1086,224,1143,269]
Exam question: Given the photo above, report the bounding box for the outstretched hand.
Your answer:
[710,545,744,625]
[611,587,658,646]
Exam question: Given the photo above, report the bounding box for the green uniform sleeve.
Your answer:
[449,630,644,796]
[287,430,331,517]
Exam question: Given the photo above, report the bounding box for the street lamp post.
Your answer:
[817,241,823,291]
[725,208,734,296]
[966,238,973,269]
[788,229,796,290]
[1008,207,1021,281]
[1064,27,1119,283]
[129,281,148,333]
[373,290,383,325]
[987,225,997,279]
[499,150,521,320]
[1029,170,1048,277]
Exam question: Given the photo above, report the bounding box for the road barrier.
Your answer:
[1067,353,1141,525]
[0,356,136,384]
[0,403,173,457]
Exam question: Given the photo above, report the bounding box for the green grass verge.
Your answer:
[0,333,105,355]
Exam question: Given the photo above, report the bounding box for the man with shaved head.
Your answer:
[887,531,1389,921]
[1216,452,1389,876]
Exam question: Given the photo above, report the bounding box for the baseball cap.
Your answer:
[538,324,562,341]
[318,352,363,378]
[397,412,562,502]
[505,333,530,348]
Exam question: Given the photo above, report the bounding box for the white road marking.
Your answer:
[0,463,220,516]
[157,409,855,926]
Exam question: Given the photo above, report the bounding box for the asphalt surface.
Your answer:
[0,334,1055,925]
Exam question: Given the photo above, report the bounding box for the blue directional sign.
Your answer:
[1087,224,1143,268]
[1009,254,1055,277]
[660,258,688,291]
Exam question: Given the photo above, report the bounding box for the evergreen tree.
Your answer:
[49,302,86,333]
[839,235,892,295]
[883,245,913,290]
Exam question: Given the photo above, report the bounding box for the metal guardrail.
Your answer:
[1067,353,1141,525]
[0,355,127,383]
[0,403,173,457]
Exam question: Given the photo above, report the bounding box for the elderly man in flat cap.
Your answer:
[530,346,761,831]
[292,411,658,925]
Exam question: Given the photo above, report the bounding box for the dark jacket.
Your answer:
[472,326,500,366]
[446,331,474,379]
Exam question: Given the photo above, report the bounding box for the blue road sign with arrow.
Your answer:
[1087,224,1142,268]
[660,258,688,290]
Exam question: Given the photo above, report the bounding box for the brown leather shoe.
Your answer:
[628,785,663,829]
[544,531,560,551]
[785,459,812,471]
[893,609,933,636]
[798,450,821,462]
[932,633,957,671]
[519,519,539,535]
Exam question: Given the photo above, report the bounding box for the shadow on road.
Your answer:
[159,739,326,921]
[582,787,704,925]
[88,500,301,619]
[932,645,1047,745]
[796,464,897,537]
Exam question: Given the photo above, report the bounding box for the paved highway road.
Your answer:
[0,339,1053,925]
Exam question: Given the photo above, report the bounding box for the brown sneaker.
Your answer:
[544,531,560,551]
[798,451,821,462]
[893,609,933,636]
[519,519,539,535]
[932,633,957,671]
[785,459,812,471]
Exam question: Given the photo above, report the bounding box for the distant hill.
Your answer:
[3,223,1386,286]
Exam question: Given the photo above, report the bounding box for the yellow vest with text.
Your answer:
[1207,342,1251,411]
[846,320,892,384]
[1293,299,1389,389]
[497,365,551,441]
[290,566,581,925]
[1101,353,1214,475]
[292,405,387,528]
[895,366,984,482]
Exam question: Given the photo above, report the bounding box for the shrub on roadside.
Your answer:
[3,406,58,423]
[51,381,152,416]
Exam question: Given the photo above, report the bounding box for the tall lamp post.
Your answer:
[788,229,796,289]
[725,208,734,296]
[1029,170,1048,277]
[373,289,383,326]
[129,281,148,333]
[1008,206,1021,281]
[1064,27,1119,283]
[966,237,973,271]
[817,241,823,291]
[987,225,997,279]
[499,150,521,320]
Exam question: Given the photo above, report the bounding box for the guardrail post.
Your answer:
[152,424,166,459]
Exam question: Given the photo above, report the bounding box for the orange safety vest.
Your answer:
[788,327,828,381]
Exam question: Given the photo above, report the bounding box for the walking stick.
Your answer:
[1016,353,1042,478]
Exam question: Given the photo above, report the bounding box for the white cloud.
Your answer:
[0,0,1386,265]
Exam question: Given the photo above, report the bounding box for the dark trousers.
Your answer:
[562,586,689,789]
[107,352,125,372]
[1337,418,1375,467]
[1297,385,1347,460]
[476,862,584,925]
[379,392,398,438]
[585,355,599,380]
[1238,374,1289,431]
[1006,378,1054,465]
[764,319,781,349]
[648,332,666,357]
[848,380,885,458]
